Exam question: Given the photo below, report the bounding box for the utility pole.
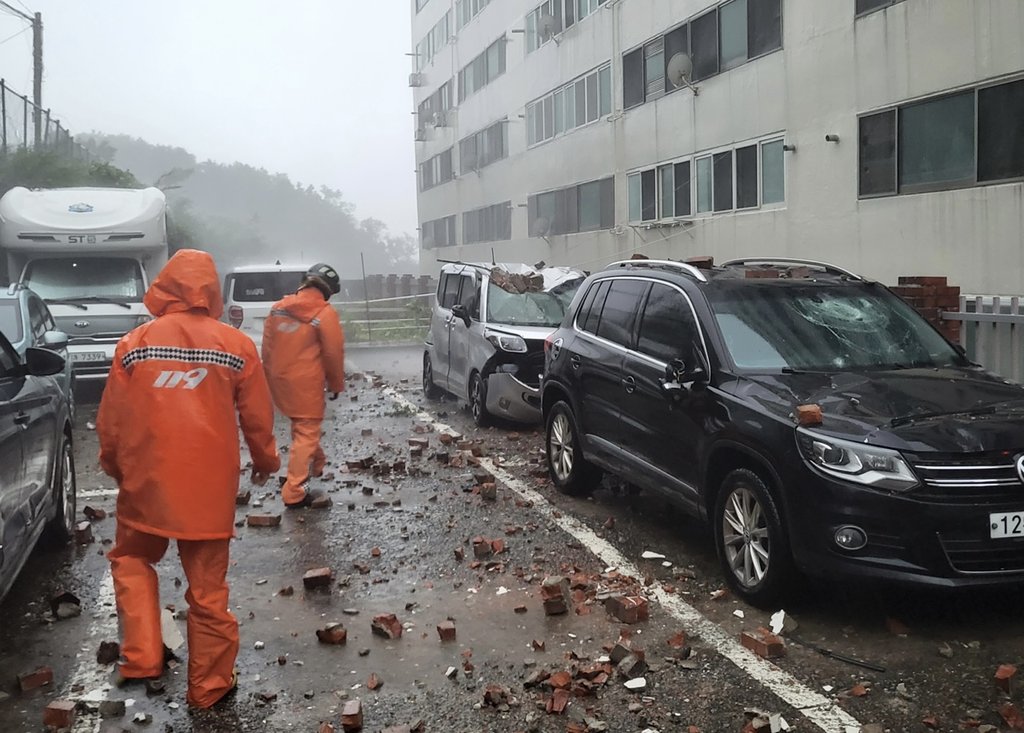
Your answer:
[0,3,42,145]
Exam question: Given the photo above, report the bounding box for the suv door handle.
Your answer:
[13,412,29,426]
[570,355,581,370]
[621,376,636,394]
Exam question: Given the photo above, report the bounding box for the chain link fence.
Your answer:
[0,78,91,159]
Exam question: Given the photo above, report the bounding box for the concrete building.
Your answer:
[409,0,1024,294]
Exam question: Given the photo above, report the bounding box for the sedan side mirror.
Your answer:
[451,304,472,327]
[43,330,69,350]
[25,346,66,377]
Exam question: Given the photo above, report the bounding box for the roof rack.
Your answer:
[5,282,27,296]
[719,258,862,281]
[606,259,709,283]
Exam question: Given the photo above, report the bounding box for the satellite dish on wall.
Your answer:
[538,13,560,43]
[667,52,700,95]
[531,216,551,237]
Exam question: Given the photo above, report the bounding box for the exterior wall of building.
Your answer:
[410,0,1024,293]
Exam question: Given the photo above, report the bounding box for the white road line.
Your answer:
[380,385,862,733]
[65,572,116,733]
[77,489,118,500]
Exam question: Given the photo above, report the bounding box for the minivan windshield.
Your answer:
[25,258,144,302]
[486,279,583,327]
[706,281,965,372]
[0,302,22,343]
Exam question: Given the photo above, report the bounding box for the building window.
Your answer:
[415,12,451,71]
[419,148,454,192]
[713,151,733,212]
[674,161,692,216]
[858,78,1024,198]
[456,0,493,29]
[421,215,456,249]
[855,0,905,17]
[658,164,675,219]
[458,37,506,103]
[527,63,612,146]
[528,177,614,236]
[417,79,454,132]
[736,144,758,208]
[624,0,782,108]
[416,0,431,12]
[696,156,713,213]
[761,139,785,204]
[459,120,508,174]
[526,0,563,53]
[628,173,642,222]
[463,202,512,244]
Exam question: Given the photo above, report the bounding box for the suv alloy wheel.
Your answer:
[545,401,600,495]
[44,433,76,545]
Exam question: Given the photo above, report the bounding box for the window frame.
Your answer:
[854,0,905,18]
[526,63,613,148]
[635,282,702,365]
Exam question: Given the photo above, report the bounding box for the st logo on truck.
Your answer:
[153,368,208,390]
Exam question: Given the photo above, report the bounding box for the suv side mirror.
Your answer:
[451,303,472,327]
[25,346,66,377]
[43,330,69,350]
[660,355,708,398]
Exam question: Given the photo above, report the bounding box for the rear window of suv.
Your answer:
[228,272,305,303]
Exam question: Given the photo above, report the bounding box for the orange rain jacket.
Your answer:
[262,287,346,419]
[97,250,280,540]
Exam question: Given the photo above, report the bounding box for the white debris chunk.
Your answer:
[160,608,185,650]
[733,609,745,619]
[641,551,666,560]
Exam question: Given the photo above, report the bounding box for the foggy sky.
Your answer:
[0,0,418,236]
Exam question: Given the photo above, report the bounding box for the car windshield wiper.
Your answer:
[891,405,998,427]
[45,296,133,310]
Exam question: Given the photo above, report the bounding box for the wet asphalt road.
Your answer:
[1,344,1024,732]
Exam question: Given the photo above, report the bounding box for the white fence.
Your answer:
[942,296,1024,383]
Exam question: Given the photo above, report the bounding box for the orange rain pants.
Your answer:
[108,524,238,709]
[282,418,327,505]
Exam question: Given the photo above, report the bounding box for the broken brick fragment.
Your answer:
[617,654,648,679]
[490,538,505,554]
[366,673,383,691]
[546,688,570,714]
[605,595,649,624]
[540,576,571,616]
[514,605,528,614]
[371,613,402,639]
[437,620,456,642]
[235,492,251,506]
[341,699,363,732]
[667,631,688,649]
[279,585,294,597]
[83,506,107,521]
[453,547,464,562]
[472,537,492,559]
[547,670,572,689]
[246,514,282,528]
[850,683,869,697]
[740,628,786,659]
[316,624,347,645]
[43,699,76,729]
[96,641,120,665]
[310,494,332,509]
[318,724,336,733]
[371,547,381,558]
[532,639,545,651]
[480,483,497,501]
[17,666,53,692]
[482,684,509,706]
[996,664,1018,693]
[74,521,94,545]
[921,715,940,730]
[885,617,910,636]
[795,404,823,426]
[303,567,333,589]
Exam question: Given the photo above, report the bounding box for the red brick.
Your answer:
[43,699,76,729]
[482,684,509,706]
[74,521,94,544]
[366,672,383,691]
[17,666,53,692]
[303,567,333,589]
[371,613,402,639]
[532,639,545,651]
[547,670,572,689]
[453,547,464,562]
[96,641,120,665]
[472,537,492,559]
[921,715,939,730]
[83,506,107,521]
[898,276,947,286]
[739,627,786,659]
[341,699,363,732]
[541,576,570,616]
[247,514,282,528]
[547,688,570,714]
[850,683,869,697]
[408,438,429,449]
[490,538,505,554]
[795,404,823,427]
[319,724,336,733]
[685,255,715,269]
[235,491,251,506]
[667,631,688,649]
[479,483,497,500]
[605,595,649,624]
[996,664,1018,693]
[437,620,456,642]
[316,624,347,645]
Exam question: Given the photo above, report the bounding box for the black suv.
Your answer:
[542,258,1024,605]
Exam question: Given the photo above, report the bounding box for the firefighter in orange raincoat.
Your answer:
[262,263,345,507]
[97,249,280,709]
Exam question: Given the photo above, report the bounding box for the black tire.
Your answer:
[545,401,600,496]
[44,433,76,546]
[422,353,443,400]
[468,372,492,427]
[714,468,794,607]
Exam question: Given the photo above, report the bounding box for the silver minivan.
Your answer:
[423,262,585,426]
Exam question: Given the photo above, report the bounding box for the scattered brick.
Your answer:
[453,547,464,562]
[472,537,492,559]
[341,699,363,732]
[437,621,456,642]
[43,699,76,729]
[83,506,107,521]
[482,684,509,707]
[316,624,347,645]
[490,538,505,554]
[547,688,570,714]
[371,613,402,639]
[318,724,336,733]
[96,641,120,665]
[279,586,294,597]
[310,494,332,509]
[885,617,910,636]
[667,631,688,649]
[740,628,786,659]
[235,492,251,506]
[303,567,333,589]
[605,595,649,624]
[98,699,126,718]
[617,654,648,679]
[514,605,528,614]
[996,664,1018,694]
[547,671,572,689]
[922,715,940,730]
[532,639,545,651]
[408,438,429,449]
[366,673,383,691]
[74,521,93,545]
[480,483,497,501]
[541,576,571,616]
[371,547,381,558]
[361,428,373,437]
[795,404,823,427]
[17,666,53,692]
[850,683,869,697]
[246,514,282,528]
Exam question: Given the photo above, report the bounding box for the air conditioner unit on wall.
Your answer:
[409,72,425,87]
[414,128,427,142]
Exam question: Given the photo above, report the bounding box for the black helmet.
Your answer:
[305,262,341,297]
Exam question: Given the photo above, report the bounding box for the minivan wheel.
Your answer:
[422,353,443,400]
[44,434,76,546]
[545,401,600,496]
[714,469,792,607]
[469,372,492,427]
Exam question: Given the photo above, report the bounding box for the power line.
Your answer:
[0,23,28,45]
[0,0,31,22]
[13,0,31,14]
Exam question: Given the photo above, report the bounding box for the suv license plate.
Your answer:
[990,511,1024,539]
[71,351,106,363]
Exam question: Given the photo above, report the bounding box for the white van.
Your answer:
[222,264,308,349]
[0,187,168,380]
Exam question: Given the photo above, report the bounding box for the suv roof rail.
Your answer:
[606,259,709,284]
[719,258,863,281]
[5,282,26,296]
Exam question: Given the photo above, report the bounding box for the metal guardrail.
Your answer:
[336,292,432,345]
[942,295,1024,383]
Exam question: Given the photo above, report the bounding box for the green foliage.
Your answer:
[0,149,140,195]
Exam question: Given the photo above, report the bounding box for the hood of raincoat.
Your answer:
[144,249,224,319]
[274,286,330,324]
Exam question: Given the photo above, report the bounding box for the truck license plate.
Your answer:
[71,351,106,363]
[990,511,1024,539]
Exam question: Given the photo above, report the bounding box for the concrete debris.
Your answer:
[161,608,185,650]
[83,505,107,521]
[132,712,152,725]
[303,567,333,589]
[75,521,94,544]
[624,677,647,692]
[247,514,282,528]
[98,699,126,718]
[371,613,402,639]
[641,551,665,560]
[436,620,456,642]
[366,673,383,691]
[96,641,120,665]
[316,623,348,645]
[769,609,798,635]
[617,654,648,679]
[50,590,82,620]
[540,576,571,616]
[43,699,76,729]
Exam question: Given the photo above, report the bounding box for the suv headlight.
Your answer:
[486,330,528,353]
[797,428,918,491]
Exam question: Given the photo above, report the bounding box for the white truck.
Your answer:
[0,186,169,380]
